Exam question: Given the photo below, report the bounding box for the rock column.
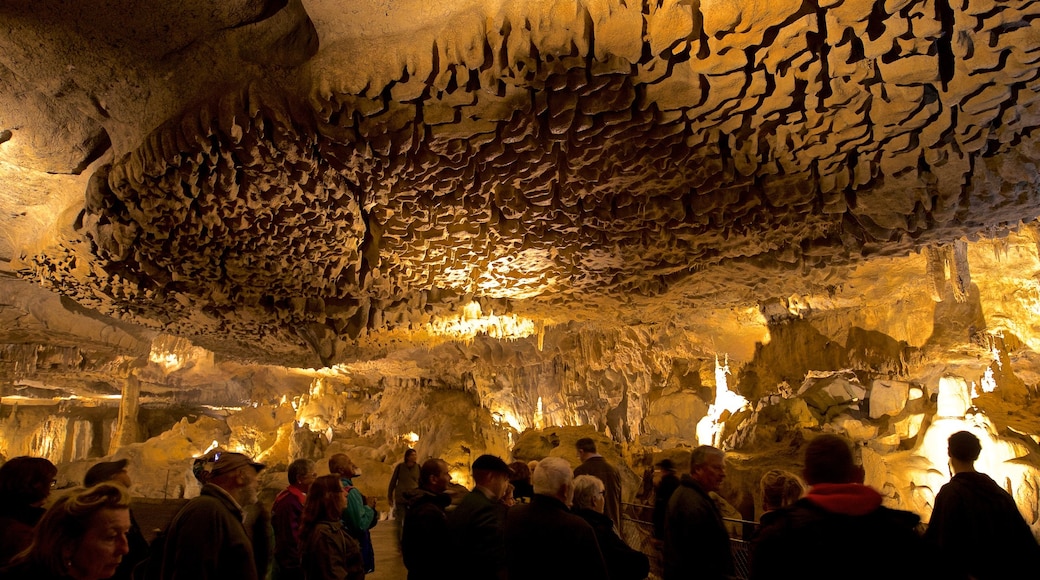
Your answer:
[110,368,141,452]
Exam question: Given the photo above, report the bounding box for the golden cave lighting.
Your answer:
[402,432,419,444]
[426,301,537,342]
[451,469,473,490]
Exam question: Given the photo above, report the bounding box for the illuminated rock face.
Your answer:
[3,1,1040,364]
[3,0,1040,540]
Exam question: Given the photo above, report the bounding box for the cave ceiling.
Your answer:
[2,0,1040,368]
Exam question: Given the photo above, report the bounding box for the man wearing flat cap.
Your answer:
[84,458,149,580]
[448,454,512,580]
[160,451,266,580]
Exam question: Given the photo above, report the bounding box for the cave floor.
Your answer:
[368,518,406,580]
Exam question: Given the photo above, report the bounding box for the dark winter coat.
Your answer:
[574,508,649,580]
[401,488,451,580]
[160,483,258,580]
[504,494,608,580]
[925,471,1040,580]
[751,483,937,580]
[299,521,364,580]
[663,475,733,580]
[447,488,507,580]
[574,456,623,532]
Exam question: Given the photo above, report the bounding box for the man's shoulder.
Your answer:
[575,456,618,476]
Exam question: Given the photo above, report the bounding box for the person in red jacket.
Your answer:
[273,458,317,580]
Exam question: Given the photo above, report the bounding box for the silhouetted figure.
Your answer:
[663,446,733,580]
[0,456,56,567]
[387,449,419,542]
[574,438,622,533]
[651,459,680,540]
[401,458,453,580]
[504,457,608,580]
[573,474,649,580]
[508,461,533,504]
[448,454,512,580]
[925,430,1040,580]
[751,434,936,580]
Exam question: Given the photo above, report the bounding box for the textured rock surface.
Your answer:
[3,1,1040,365]
[4,0,1040,543]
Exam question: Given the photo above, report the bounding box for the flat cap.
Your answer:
[209,452,265,477]
[472,454,512,475]
[84,458,129,487]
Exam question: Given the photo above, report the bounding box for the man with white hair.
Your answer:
[503,457,607,580]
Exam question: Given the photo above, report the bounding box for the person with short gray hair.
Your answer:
[504,457,608,579]
[572,475,649,580]
[574,437,623,532]
[663,445,732,580]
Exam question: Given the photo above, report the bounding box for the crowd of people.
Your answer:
[0,430,1036,580]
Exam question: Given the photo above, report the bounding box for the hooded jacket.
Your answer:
[751,483,936,580]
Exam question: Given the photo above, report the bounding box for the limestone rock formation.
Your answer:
[4,0,1040,551]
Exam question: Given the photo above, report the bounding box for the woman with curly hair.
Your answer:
[298,475,364,580]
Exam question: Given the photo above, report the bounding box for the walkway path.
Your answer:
[367,518,407,580]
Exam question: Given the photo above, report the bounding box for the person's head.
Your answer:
[759,469,805,512]
[329,453,361,479]
[207,452,265,506]
[576,438,597,461]
[0,456,58,508]
[472,454,512,499]
[299,475,346,542]
[948,431,982,465]
[419,458,452,493]
[404,449,418,466]
[572,474,605,513]
[20,483,131,580]
[84,459,131,489]
[689,446,726,493]
[802,434,856,485]
[533,456,574,505]
[287,458,317,491]
[653,458,676,486]
[509,461,531,483]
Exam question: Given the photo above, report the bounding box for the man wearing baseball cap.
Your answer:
[160,451,266,580]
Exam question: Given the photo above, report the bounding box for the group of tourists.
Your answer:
[0,429,1037,580]
[658,432,1040,580]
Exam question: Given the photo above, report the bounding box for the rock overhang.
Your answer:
[1,0,1039,367]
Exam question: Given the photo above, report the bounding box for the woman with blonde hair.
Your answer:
[298,475,364,580]
[2,483,131,580]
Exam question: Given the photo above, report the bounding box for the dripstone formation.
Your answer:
[4,0,1040,366]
